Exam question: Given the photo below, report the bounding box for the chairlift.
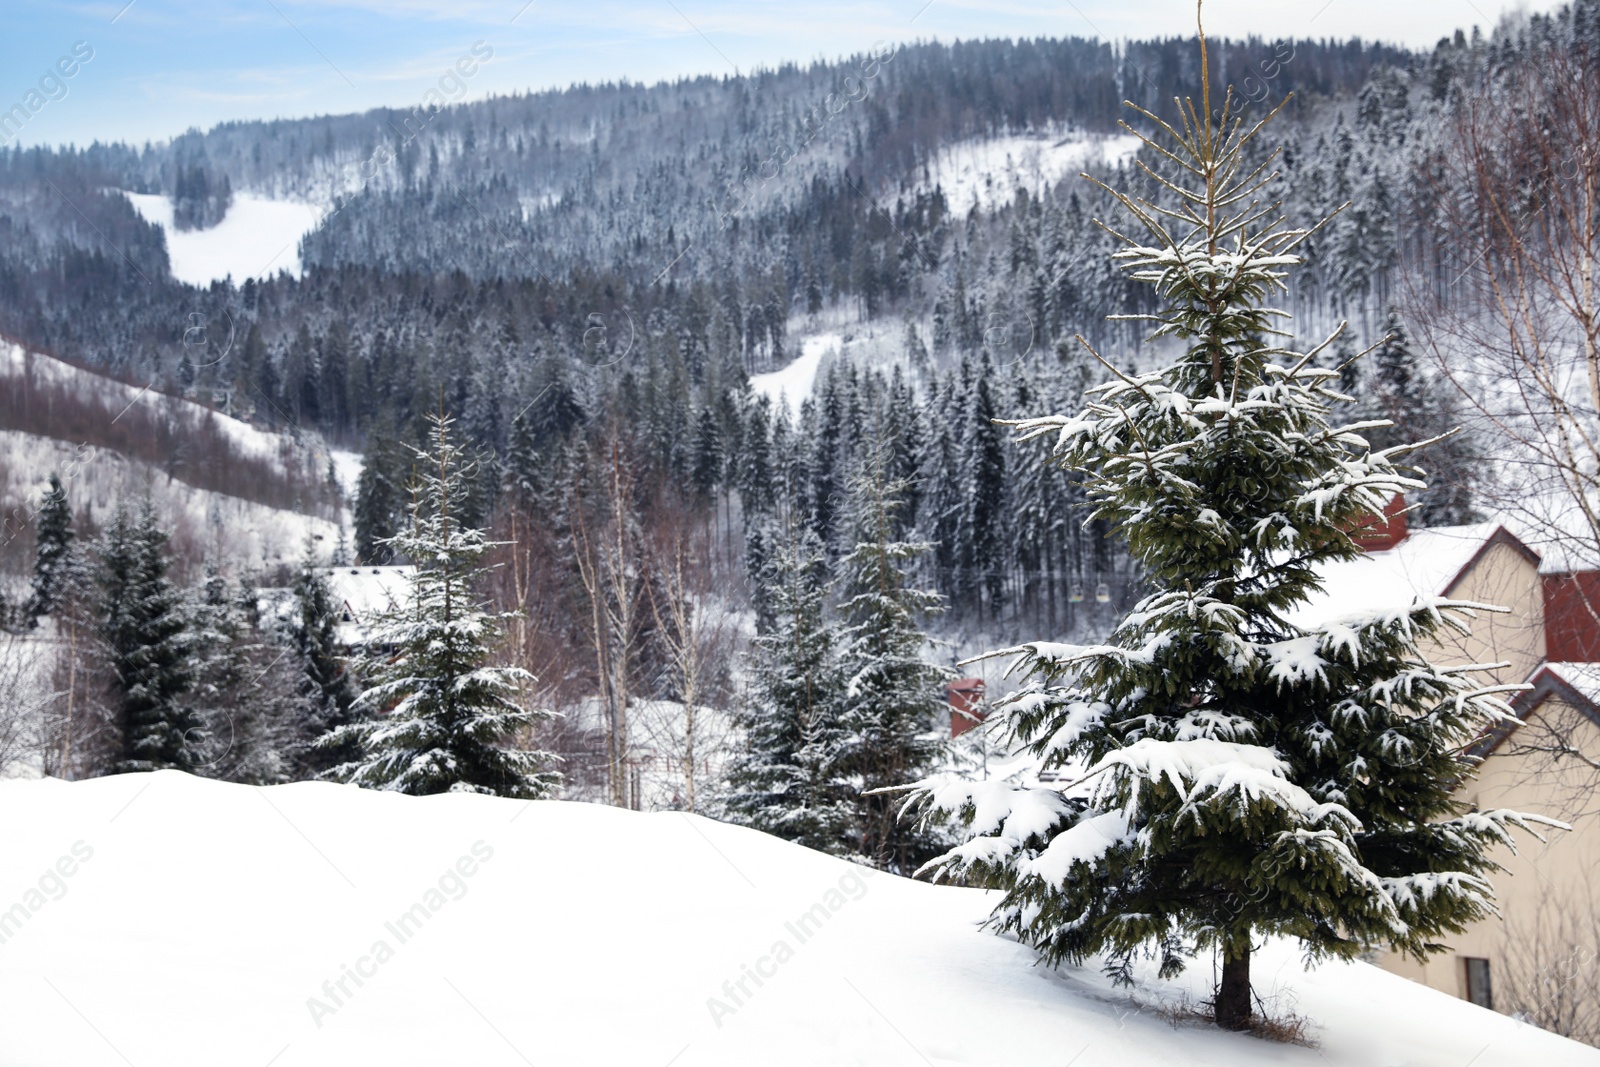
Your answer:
[1069,586,1085,604]
[1094,582,1111,604]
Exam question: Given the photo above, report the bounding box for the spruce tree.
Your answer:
[963,354,1007,614]
[354,423,403,564]
[98,500,202,773]
[1367,308,1478,526]
[324,413,559,798]
[834,445,949,873]
[905,44,1551,1032]
[27,473,75,625]
[188,566,296,784]
[286,540,360,776]
[724,521,851,855]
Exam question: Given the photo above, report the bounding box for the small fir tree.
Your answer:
[286,539,361,776]
[28,474,75,625]
[188,566,296,784]
[834,445,950,872]
[98,499,202,773]
[1366,308,1478,526]
[724,520,852,855]
[354,423,403,564]
[905,34,1552,1032]
[324,413,558,798]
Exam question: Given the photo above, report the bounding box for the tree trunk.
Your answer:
[1215,945,1252,1031]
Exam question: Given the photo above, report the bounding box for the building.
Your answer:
[257,565,414,652]
[1295,505,1600,1020]
[323,565,414,650]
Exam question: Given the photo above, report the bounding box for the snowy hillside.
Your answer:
[0,430,338,569]
[921,130,1142,210]
[121,191,323,286]
[0,341,350,568]
[750,334,840,413]
[0,341,347,481]
[2,771,1593,1067]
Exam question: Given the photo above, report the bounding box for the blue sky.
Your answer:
[2,0,1566,149]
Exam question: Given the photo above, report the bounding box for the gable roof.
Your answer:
[1469,662,1600,760]
[1290,522,1537,629]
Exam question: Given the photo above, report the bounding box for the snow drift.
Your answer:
[1,771,1594,1066]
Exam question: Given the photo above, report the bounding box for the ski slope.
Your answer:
[749,334,839,415]
[2,771,1594,1067]
[122,191,322,286]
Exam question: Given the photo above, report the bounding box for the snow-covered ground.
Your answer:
[749,333,839,414]
[922,130,1142,211]
[121,191,323,286]
[2,770,1594,1067]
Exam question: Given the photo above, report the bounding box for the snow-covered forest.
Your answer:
[2,0,1600,1061]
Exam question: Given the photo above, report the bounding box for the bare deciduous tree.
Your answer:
[641,502,737,812]
[570,428,647,809]
[1496,869,1600,1047]
[1412,36,1600,781]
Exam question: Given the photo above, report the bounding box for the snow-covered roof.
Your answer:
[1537,662,1600,709]
[325,565,414,646]
[252,565,414,648]
[1472,660,1600,759]
[1290,521,1524,629]
[326,565,413,622]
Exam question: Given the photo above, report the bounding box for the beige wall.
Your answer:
[1379,695,1600,1013]
[1429,538,1547,688]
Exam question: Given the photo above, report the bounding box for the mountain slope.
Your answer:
[0,341,350,580]
[1,771,1594,1067]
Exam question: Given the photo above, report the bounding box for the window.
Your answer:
[1463,957,1493,1010]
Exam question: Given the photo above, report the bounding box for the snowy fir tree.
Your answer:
[187,566,297,784]
[353,422,405,565]
[97,499,203,773]
[724,520,853,855]
[324,413,559,798]
[904,36,1555,1032]
[834,446,950,873]
[1365,307,1478,527]
[27,473,75,625]
[286,539,360,776]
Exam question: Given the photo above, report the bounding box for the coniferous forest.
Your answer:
[4,8,1595,806]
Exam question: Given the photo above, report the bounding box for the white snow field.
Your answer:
[922,130,1142,211]
[2,772,1595,1067]
[121,191,323,286]
[750,333,840,414]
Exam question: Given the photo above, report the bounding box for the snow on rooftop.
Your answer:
[1290,521,1504,629]
[122,191,322,286]
[327,566,412,617]
[325,565,414,644]
[2,770,1594,1066]
[1498,492,1600,574]
[1542,662,1600,706]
